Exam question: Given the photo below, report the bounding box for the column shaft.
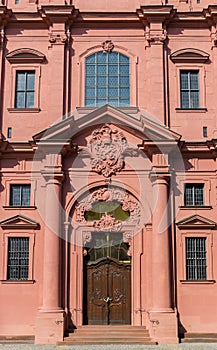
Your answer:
[151,176,171,311]
[41,177,62,311]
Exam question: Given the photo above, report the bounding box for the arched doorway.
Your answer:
[70,186,143,327]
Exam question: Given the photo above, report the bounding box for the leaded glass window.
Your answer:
[85,232,130,263]
[85,52,130,107]
[10,184,31,206]
[180,70,200,109]
[186,237,207,280]
[85,201,130,221]
[184,184,204,206]
[7,237,29,280]
[15,71,35,108]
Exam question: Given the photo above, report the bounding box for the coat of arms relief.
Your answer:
[88,124,136,179]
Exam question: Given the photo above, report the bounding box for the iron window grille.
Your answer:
[85,51,130,108]
[184,183,204,206]
[10,184,31,206]
[180,70,200,109]
[186,237,207,280]
[7,237,29,280]
[15,71,35,108]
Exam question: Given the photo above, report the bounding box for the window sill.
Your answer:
[175,108,207,113]
[0,280,35,284]
[7,108,40,113]
[180,280,215,284]
[3,206,37,210]
[179,206,212,209]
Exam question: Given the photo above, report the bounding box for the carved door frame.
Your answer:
[69,224,143,327]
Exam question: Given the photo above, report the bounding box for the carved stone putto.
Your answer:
[102,40,114,52]
[88,124,129,178]
[93,213,122,232]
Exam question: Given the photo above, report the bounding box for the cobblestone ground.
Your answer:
[0,344,217,350]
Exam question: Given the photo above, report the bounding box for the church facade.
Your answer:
[0,0,217,345]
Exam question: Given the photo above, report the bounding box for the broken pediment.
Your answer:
[176,214,216,229]
[0,215,40,229]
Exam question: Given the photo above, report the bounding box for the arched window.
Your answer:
[85,51,130,108]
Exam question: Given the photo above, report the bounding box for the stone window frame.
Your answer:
[78,45,138,108]
[179,178,211,209]
[7,64,41,113]
[175,64,206,111]
[170,48,209,112]
[180,231,214,283]
[0,231,35,283]
[6,48,45,113]
[3,178,36,209]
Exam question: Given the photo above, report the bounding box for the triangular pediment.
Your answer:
[32,105,181,145]
[0,215,40,229]
[176,214,216,229]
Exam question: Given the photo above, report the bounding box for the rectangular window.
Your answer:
[10,184,31,206]
[7,237,29,280]
[186,237,207,280]
[15,71,35,108]
[180,70,200,109]
[184,183,204,206]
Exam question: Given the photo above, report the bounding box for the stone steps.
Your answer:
[0,336,34,344]
[58,325,156,345]
[181,333,217,343]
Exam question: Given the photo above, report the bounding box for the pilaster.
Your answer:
[137,6,175,124]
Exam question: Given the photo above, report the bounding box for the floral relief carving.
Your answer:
[75,187,141,228]
[93,213,122,232]
[88,124,132,179]
[102,40,114,52]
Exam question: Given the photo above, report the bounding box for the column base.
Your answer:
[35,309,65,344]
[148,309,178,344]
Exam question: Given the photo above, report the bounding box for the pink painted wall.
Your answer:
[0,0,217,344]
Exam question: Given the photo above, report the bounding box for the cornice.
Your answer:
[39,5,79,25]
[76,12,138,23]
[180,139,217,154]
[137,5,176,22]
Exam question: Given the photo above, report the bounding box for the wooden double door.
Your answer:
[83,257,131,325]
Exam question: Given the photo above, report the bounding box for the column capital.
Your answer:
[41,170,64,184]
[149,169,171,184]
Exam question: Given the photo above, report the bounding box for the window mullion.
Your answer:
[188,71,191,109]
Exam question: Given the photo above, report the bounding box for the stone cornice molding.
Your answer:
[170,48,209,63]
[6,48,45,63]
[137,5,176,45]
[76,12,138,24]
[38,5,79,45]
[39,5,79,25]
[180,140,217,154]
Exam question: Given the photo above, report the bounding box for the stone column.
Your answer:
[41,173,63,311]
[151,173,171,311]
[35,153,65,344]
[148,152,178,344]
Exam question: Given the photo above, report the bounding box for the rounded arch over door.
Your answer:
[68,184,144,327]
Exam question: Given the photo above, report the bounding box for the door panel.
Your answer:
[84,258,131,325]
